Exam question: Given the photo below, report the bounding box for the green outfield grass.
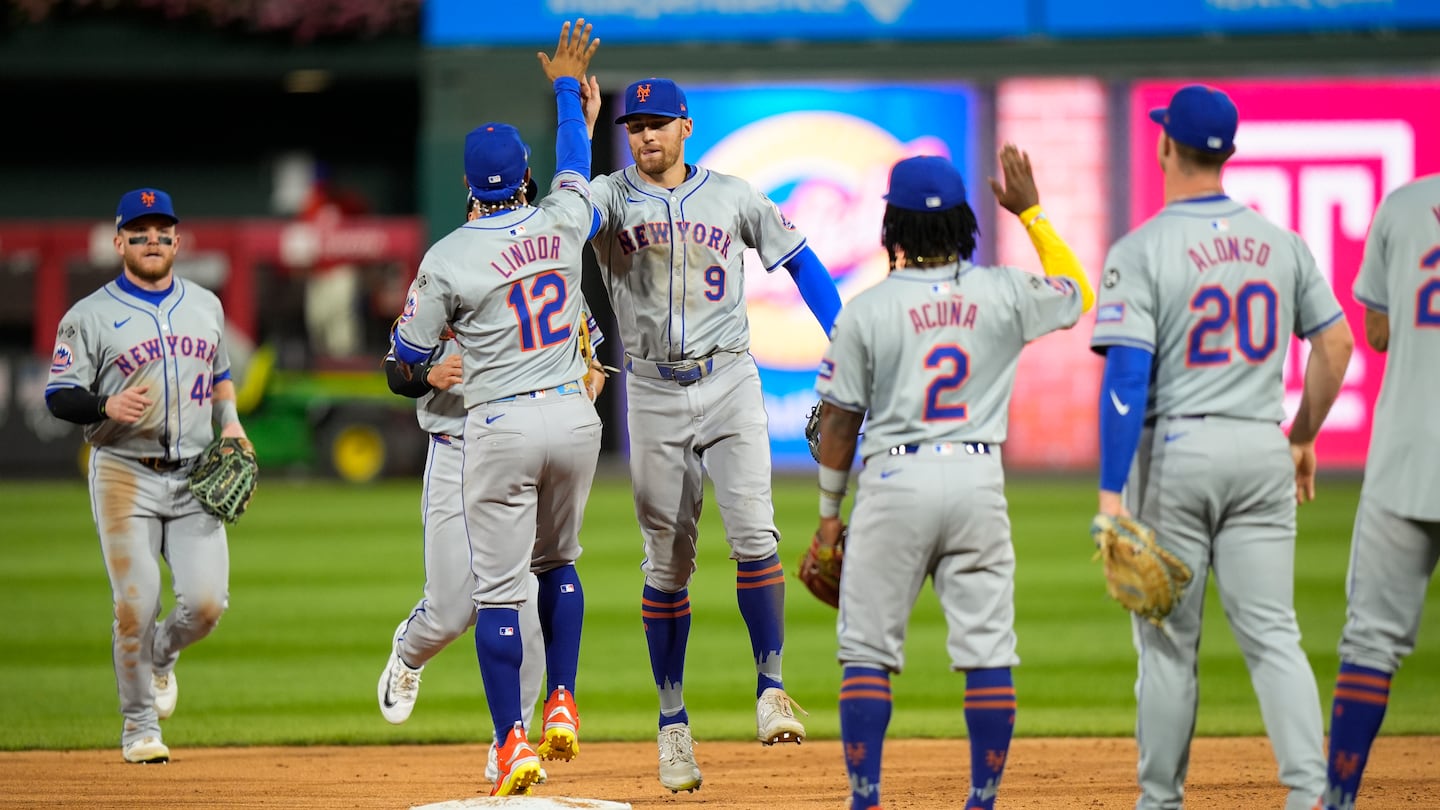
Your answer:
[2,472,1436,751]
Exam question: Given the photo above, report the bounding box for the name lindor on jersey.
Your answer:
[114,335,218,377]
[909,296,979,333]
[614,220,734,258]
[489,235,565,278]
[1188,235,1273,273]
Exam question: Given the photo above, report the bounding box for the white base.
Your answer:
[411,798,631,810]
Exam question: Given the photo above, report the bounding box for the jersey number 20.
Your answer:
[1187,281,1278,365]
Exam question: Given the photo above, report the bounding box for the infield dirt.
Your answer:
[2,736,1437,809]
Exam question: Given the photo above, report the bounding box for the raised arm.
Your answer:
[990,143,1096,313]
[537,19,599,179]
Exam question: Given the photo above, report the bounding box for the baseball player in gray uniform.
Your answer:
[1316,172,1440,810]
[813,148,1093,810]
[1090,85,1355,810]
[585,76,843,793]
[389,19,600,797]
[378,304,610,786]
[44,188,250,765]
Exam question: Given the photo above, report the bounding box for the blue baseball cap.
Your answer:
[115,188,179,230]
[615,78,689,124]
[884,156,968,213]
[1149,84,1238,153]
[465,122,530,202]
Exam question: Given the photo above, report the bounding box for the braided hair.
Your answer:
[881,202,980,269]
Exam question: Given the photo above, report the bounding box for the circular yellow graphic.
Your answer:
[329,423,385,483]
[699,111,951,369]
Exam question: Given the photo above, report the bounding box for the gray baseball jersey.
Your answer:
[1090,196,1340,810]
[1091,197,1343,420]
[816,263,1082,672]
[1336,173,1440,677]
[1352,173,1440,521]
[589,164,806,361]
[48,278,233,459]
[588,163,807,591]
[394,170,601,609]
[398,174,593,407]
[45,275,232,751]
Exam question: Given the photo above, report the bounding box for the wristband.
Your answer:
[818,464,850,519]
[1019,205,1046,229]
[212,398,239,431]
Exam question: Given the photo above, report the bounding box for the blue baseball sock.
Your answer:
[963,668,1016,810]
[736,554,787,696]
[1323,662,1392,809]
[839,665,890,810]
[643,584,691,728]
[536,564,584,694]
[474,606,525,738]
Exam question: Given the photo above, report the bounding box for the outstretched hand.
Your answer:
[988,142,1041,216]
[537,18,599,83]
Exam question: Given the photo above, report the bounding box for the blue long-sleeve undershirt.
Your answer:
[1098,345,1153,493]
[784,246,841,335]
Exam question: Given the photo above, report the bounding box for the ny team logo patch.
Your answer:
[50,342,74,374]
[635,83,652,103]
[399,290,418,324]
[140,191,158,208]
[1096,303,1126,324]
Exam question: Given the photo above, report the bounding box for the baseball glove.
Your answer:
[804,400,822,462]
[1090,514,1192,626]
[189,437,259,524]
[578,317,595,370]
[796,525,846,608]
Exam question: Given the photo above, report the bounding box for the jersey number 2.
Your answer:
[1187,282,1279,365]
[924,345,970,421]
[506,270,571,352]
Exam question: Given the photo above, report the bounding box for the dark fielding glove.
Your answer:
[189,437,259,524]
[797,524,846,608]
[804,400,822,463]
[1090,513,1192,627]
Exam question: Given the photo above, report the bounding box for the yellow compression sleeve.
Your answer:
[1018,204,1095,313]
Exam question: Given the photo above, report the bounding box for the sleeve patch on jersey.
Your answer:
[817,358,835,380]
[1096,302,1126,323]
[50,343,74,374]
[400,290,419,324]
[1103,267,1120,288]
[1046,277,1075,294]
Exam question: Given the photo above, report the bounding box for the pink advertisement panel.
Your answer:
[1130,78,1440,468]
[994,77,1110,470]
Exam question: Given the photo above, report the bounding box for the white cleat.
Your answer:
[377,624,423,724]
[122,736,170,764]
[657,723,703,793]
[756,687,806,745]
[153,670,178,721]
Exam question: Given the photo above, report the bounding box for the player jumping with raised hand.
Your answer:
[389,19,601,797]
[584,76,843,793]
